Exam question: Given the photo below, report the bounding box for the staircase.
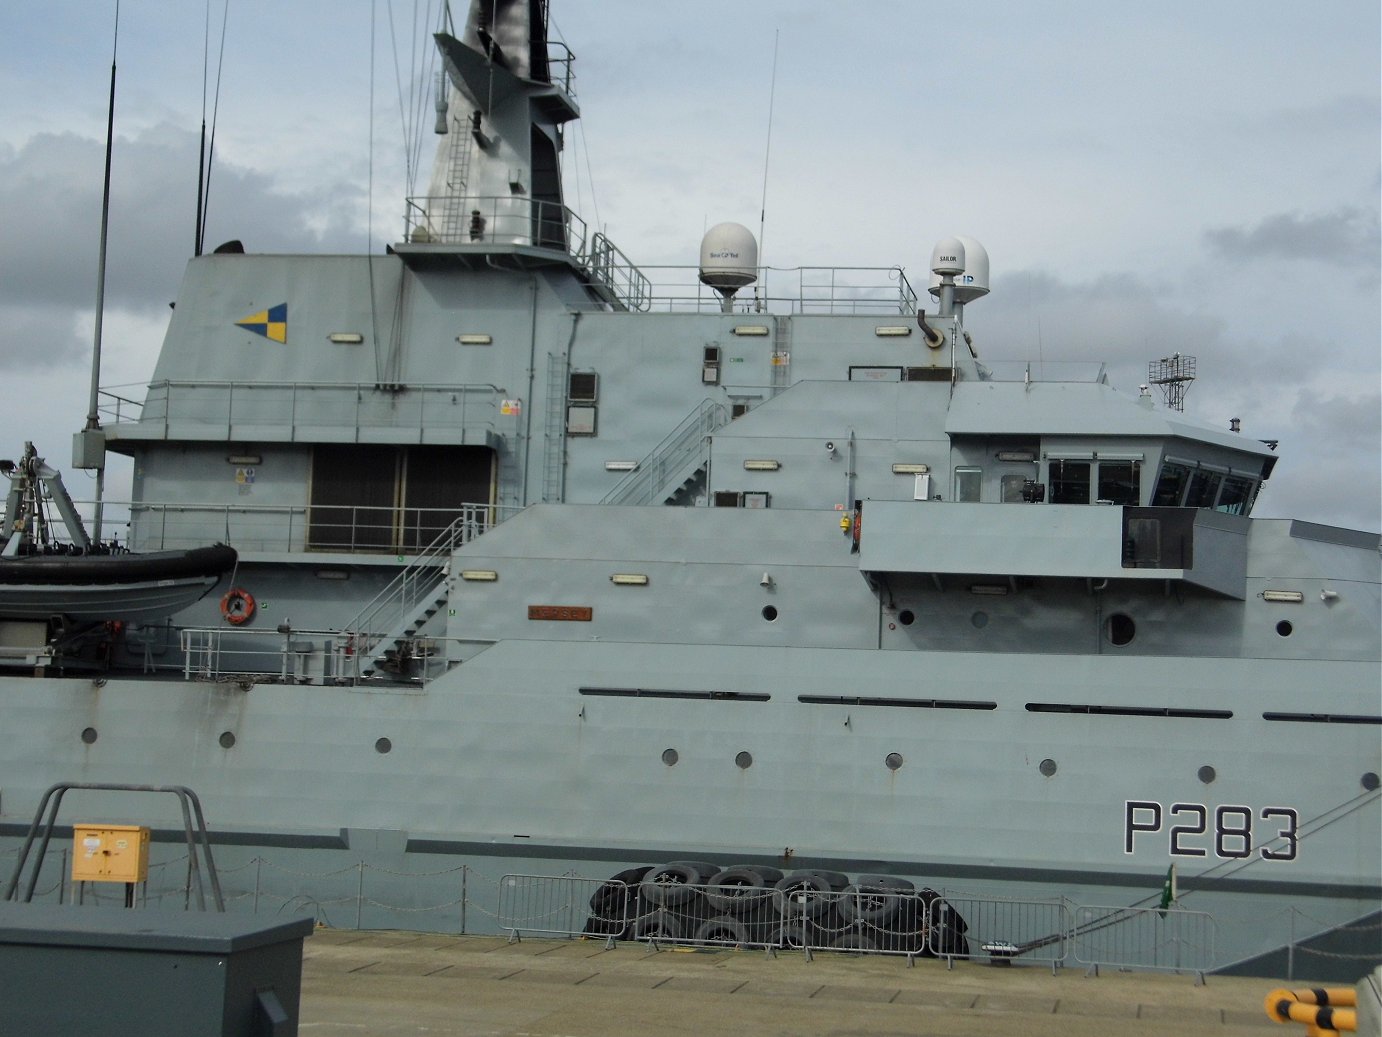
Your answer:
[342,506,491,683]
[600,400,728,507]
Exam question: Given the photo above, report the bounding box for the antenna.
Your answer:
[1148,353,1196,411]
[757,29,779,302]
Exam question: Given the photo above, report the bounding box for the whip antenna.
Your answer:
[757,28,779,303]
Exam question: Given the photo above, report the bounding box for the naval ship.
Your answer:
[2,0,1378,975]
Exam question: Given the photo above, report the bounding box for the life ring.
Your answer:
[220,588,256,625]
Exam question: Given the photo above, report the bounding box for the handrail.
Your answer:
[601,400,728,506]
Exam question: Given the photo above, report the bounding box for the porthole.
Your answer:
[662,748,679,767]
[885,752,904,771]
[1106,613,1135,646]
[1363,772,1380,792]
[971,611,988,629]
[897,610,915,626]
[374,737,392,754]
[219,731,236,749]
[735,751,753,769]
[1197,765,1216,784]
[1039,758,1057,777]
[761,606,778,622]
[80,727,98,745]
[1276,620,1293,637]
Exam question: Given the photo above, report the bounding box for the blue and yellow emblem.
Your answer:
[235,303,287,343]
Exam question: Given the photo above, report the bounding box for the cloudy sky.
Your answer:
[1,1,1378,532]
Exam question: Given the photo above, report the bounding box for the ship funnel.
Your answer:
[699,223,758,313]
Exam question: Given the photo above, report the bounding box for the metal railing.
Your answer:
[180,627,496,686]
[104,499,511,555]
[600,400,727,506]
[1073,904,1216,979]
[112,380,504,441]
[631,265,920,316]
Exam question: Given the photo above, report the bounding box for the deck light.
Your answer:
[327,332,364,344]
[995,451,1035,463]
[969,584,1010,596]
[1261,590,1304,603]
[732,325,770,337]
[460,570,498,582]
[891,463,929,475]
[604,461,639,472]
[743,460,781,471]
[226,454,261,465]
[457,334,492,345]
[874,326,912,337]
[610,574,649,586]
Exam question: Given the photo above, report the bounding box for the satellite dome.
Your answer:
[699,223,758,292]
[930,237,966,278]
[928,236,990,304]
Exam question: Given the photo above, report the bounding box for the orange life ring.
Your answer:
[220,588,256,625]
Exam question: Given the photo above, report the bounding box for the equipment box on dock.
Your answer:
[71,824,151,883]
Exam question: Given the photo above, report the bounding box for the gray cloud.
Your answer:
[1204,207,1380,268]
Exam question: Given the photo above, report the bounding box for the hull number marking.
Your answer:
[1124,800,1298,861]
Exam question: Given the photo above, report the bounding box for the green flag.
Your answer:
[1157,862,1177,915]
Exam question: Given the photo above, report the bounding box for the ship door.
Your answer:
[308,444,496,552]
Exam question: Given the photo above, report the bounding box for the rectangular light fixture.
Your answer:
[969,584,1010,596]
[610,573,649,586]
[460,569,498,582]
[327,332,364,344]
[743,459,781,471]
[995,451,1035,462]
[315,569,350,580]
[604,460,639,472]
[1262,590,1304,603]
[732,325,770,336]
[226,454,262,465]
[874,326,912,337]
[457,334,492,345]
[891,463,929,475]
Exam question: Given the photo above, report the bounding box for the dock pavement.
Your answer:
[299,928,1293,1036]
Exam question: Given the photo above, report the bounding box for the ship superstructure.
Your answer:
[1,0,1377,977]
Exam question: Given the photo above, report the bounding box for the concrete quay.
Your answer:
[299,928,1292,1036]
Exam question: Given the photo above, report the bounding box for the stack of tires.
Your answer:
[582,863,968,956]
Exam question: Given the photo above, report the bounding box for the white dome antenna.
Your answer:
[928,235,990,319]
[699,223,759,313]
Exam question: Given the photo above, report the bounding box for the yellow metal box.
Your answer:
[71,824,151,883]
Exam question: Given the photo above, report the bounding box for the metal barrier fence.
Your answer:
[1073,904,1216,980]
[495,870,1221,979]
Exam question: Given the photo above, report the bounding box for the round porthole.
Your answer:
[219,731,237,749]
[662,748,679,767]
[971,611,989,629]
[761,606,778,622]
[897,610,915,626]
[1197,765,1216,784]
[885,752,904,771]
[1276,620,1293,637]
[1106,613,1135,646]
[80,727,98,745]
[735,751,753,769]
[1039,758,1057,777]
[1363,772,1380,792]
[375,737,392,754]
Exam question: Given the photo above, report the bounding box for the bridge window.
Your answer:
[1151,461,1192,506]
[1215,474,1257,515]
[1097,461,1141,505]
[1184,469,1222,509]
[1049,460,1090,504]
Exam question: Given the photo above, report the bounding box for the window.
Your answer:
[567,371,598,436]
[1097,461,1141,505]
[1184,469,1222,509]
[954,467,982,502]
[1049,460,1090,504]
[1215,475,1257,515]
[1151,461,1191,506]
